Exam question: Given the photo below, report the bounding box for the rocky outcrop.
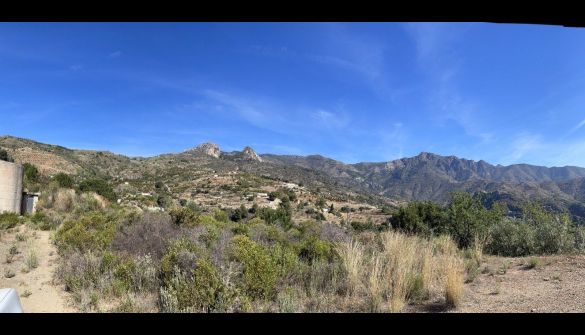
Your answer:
[242,146,262,162]
[192,142,220,158]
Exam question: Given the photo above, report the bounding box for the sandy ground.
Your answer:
[0,225,74,313]
[407,254,585,313]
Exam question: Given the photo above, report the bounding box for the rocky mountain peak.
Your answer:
[242,146,262,162]
[192,142,220,158]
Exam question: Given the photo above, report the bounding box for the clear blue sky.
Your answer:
[2,22,585,167]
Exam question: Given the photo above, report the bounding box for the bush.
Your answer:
[390,201,446,237]
[159,257,235,313]
[23,163,39,185]
[213,209,229,223]
[79,179,116,202]
[297,236,335,264]
[169,207,200,227]
[0,212,20,230]
[445,192,504,248]
[113,212,180,260]
[486,219,536,256]
[0,148,13,162]
[55,212,118,253]
[160,237,204,280]
[229,235,279,299]
[53,173,74,188]
[156,194,173,209]
[486,204,581,256]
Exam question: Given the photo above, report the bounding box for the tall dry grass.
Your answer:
[444,257,464,307]
[338,239,364,296]
[338,231,465,312]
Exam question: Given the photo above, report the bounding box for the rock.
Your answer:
[242,146,262,162]
[192,142,220,158]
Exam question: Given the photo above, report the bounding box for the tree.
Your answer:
[390,201,446,237]
[445,192,504,248]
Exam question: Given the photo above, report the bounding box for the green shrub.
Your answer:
[229,235,279,299]
[54,212,118,253]
[390,201,446,236]
[23,163,39,185]
[297,236,335,264]
[79,179,116,202]
[159,258,236,313]
[486,219,536,256]
[213,209,229,223]
[169,207,200,227]
[446,192,504,248]
[53,173,74,188]
[160,238,203,280]
[0,212,20,230]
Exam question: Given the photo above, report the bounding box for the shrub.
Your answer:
[445,192,504,248]
[169,207,200,227]
[0,213,20,230]
[79,179,116,202]
[113,212,179,260]
[54,212,118,253]
[297,236,335,264]
[53,173,74,188]
[160,237,204,280]
[486,219,536,256]
[156,194,173,209]
[213,209,229,223]
[390,201,446,236]
[23,163,39,184]
[229,235,279,299]
[0,148,13,162]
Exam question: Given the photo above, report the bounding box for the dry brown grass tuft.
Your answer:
[338,239,364,297]
[444,257,464,307]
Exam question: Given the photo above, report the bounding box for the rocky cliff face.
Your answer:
[242,146,262,162]
[192,142,221,158]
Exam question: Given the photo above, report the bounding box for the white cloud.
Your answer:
[568,118,585,135]
[107,50,123,59]
[500,133,544,165]
[311,109,349,129]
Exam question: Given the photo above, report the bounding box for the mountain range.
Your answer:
[2,135,585,222]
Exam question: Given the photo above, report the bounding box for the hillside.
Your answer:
[3,135,585,222]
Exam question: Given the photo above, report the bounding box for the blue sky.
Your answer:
[1,22,585,167]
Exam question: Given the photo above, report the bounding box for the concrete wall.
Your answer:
[0,160,23,214]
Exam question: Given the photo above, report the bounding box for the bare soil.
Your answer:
[408,254,585,313]
[0,225,74,313]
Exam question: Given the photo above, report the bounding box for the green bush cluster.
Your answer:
[486,207,584,256]
[0,212,20,230]
[54,212,118,253]
[78,179,117,202]
[229,235,280,299]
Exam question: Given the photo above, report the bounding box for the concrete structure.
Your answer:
[0,160,23,214]
[21,192,39,215]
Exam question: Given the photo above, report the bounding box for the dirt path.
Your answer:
[455,255,585,312]
[408,254,585,313]
[0,226,74,313]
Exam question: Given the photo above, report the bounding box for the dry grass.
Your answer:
[338,239,364,296]
[444,257,464,307]
[337,231,465,313]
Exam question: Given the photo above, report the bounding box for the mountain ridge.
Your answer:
[3,135,585,222]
